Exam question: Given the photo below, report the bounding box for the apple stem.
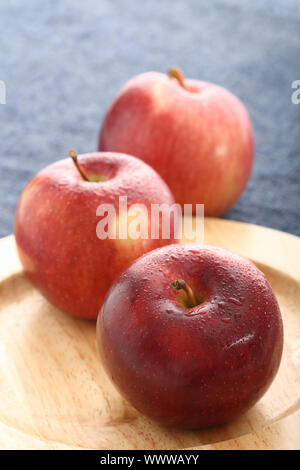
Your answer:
[168,67,186,89]
[171,279,197,308]
[69,149,89,181]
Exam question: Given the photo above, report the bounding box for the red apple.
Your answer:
[14,151,177,319]
[97,243,283,428]
[99,68,255,216]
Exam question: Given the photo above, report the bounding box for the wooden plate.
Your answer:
[0,218,299,450]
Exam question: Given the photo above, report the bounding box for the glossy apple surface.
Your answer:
[97,243,283,428]
[99,70,255,216]
[14,152,177,319]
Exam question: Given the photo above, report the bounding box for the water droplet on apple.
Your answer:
[221,317,231,324]
[228,296,245,306]
[216,266,227,274]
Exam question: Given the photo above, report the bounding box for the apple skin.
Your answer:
[14,152,177,320]
[99,71,255,216]
[96,243,283,429]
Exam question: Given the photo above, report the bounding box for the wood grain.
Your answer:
[0,218,299,450]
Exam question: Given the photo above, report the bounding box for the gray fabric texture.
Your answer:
[0,0,299,236]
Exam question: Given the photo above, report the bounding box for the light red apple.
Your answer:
[97,243,283,428]
[99,68,255,216]
[14,151,177,319]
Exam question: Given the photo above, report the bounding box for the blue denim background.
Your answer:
[0,0,299,237]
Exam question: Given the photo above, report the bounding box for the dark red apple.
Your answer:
[99,68,255,216]
[96,243,283,428]
[14,151,177,319]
